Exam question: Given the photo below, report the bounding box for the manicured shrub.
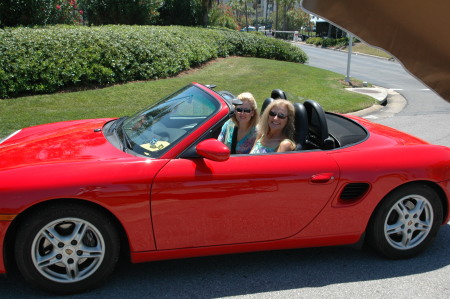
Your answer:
[0,25,307,98]
[335,37,349,47]
[321,38,336,48]
[306,36,350,48]
[305,37,323,46]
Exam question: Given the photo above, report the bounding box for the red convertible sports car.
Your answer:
[0,82,449,294]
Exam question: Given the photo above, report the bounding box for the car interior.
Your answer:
[228,89,369,153]
[217,89,368,155]
[106,86,370,159]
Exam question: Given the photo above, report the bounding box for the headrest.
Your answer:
[261,97,274,115]
[271,89,287,99]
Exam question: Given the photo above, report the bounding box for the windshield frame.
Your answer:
[116,84,222,158]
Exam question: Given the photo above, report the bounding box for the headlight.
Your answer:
[0,129,22,145]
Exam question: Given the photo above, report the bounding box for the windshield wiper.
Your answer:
[114,116,132,151]
[121,125,132,151]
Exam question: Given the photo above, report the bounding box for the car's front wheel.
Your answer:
[368,184,443,259]
[14,203,120,294]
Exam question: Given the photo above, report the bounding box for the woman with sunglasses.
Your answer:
[250,99,296,154]
[218,92,259,154]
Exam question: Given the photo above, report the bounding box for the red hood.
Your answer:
[0,118,169,214]
[0,118,127,170]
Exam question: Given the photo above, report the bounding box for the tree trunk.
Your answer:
[282,2,287,30]
[254,1,258,31]
[245,2,249,31]
[275,0,279,37]
[202,0,212,28]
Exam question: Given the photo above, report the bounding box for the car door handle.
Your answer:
[310,173,335,184]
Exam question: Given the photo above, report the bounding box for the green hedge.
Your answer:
[305,36,349,48]
[0,25,308,98]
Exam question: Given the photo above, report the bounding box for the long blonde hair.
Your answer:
[231,92,259,127]
[257,99,295,140]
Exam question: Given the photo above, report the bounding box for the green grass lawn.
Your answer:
[347,42,394,59]
[0,57,376,138]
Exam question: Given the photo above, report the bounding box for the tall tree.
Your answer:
[253,0,258,30]
[280,0,295,30]
[275,0,279,34]
[159,0,200,26]
[201,0,213,27]
[79,0,163,25]
[244,1,249,30]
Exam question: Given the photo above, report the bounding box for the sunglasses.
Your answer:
[236,107,252,113]
[269,110,287,119]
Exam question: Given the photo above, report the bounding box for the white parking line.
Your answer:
[389,88,430,91]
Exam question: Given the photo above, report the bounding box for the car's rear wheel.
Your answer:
[368,184,443,259]
[14,203,120,294]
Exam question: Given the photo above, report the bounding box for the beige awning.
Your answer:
[301,0,450,103]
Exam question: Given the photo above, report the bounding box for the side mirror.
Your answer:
[196,139,230,162]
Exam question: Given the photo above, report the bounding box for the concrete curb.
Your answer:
[346,87,388,105]
[294,41,394,61]
[348,89,407,117]
[293,41,407,118]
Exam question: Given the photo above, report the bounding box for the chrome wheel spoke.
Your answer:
[67,222,87,245]
[415,219,431,231]
[393,201,408,220]
[401,230,413,247]
[36,251,61,268]
[43,226,65,247]
[386,221,404,236]
[79,243,103,257]
[413,199,427,216]
[65,259,80,280]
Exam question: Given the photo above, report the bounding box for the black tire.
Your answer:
[14,203,120,294]
[368,184,443,259]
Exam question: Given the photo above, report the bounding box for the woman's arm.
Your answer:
[277,139,295,152]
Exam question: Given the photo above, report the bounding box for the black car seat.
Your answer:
[303,99,334,150]
[293,102,308,150]
[271,89,287,100]
[261,89,287,115]
[261,97,274,115]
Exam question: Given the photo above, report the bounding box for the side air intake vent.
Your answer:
[340,183,370,201]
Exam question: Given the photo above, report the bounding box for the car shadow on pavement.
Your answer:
[3,224,450,298]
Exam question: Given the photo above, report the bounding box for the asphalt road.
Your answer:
[2,44,450,299]
[3,228,450,298]
[297,43,450,147]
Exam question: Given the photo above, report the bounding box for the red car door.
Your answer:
[151,151,340,250]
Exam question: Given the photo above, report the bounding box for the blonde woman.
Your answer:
[250,99,296,153]
[218,92,259,154]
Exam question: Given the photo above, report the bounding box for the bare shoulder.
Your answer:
[277,139,296,152]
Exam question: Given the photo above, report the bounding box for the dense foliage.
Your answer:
[305,37,350,48]
[1,0,85,26]
[0,0,314,32]
[81,0,163,25]
[0,25,307,98]
[0,0,164,26]
[158,0,201,26]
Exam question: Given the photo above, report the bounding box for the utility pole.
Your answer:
[345,33,353,83]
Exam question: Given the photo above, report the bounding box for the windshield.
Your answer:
[120,84,220,158]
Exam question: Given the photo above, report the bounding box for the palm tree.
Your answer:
[280,0,296,30]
